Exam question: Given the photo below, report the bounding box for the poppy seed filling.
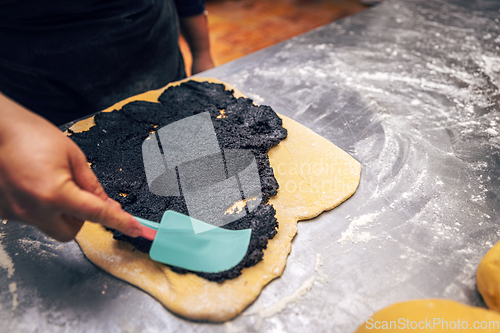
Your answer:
[69,81,288,282]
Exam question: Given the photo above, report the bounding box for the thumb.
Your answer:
[60,181,142,237]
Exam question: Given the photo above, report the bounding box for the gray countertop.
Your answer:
[2,0,500,332]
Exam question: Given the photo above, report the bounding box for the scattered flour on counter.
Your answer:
[224,321,246,333]
[260,276,315,317]
[0,229,18,311]
[482,55,500,88]
[0,234,14,278]
[246,93,265,105]
[247,276,316,329]
[315,253,323,272]
[338,213,380,244]
[486,128,499,136]
[315,253,328,283]
[9,282,18,310]
[16,238,64,259]
[442,260,478,303]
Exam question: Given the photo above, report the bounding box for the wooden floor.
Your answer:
[180,0,368,75]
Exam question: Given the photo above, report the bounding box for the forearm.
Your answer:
[179,13,214,74]
[180,13,211,57]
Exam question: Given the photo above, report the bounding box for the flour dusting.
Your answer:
[315,253,328,283]
[8,282,18,310]
[0,234,14,278]
[338,213,379,244]
[248,276,316,321]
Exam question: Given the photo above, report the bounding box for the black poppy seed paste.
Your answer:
[69,81,288,282]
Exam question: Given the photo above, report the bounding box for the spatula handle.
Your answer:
[140,225,157,241]
[135,216,159,241]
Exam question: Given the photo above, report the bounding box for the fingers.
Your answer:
[59,181,142,237]
[35,214,85,242]
[68,142,109,201]
[0,105,139,242]
[65,142,142,236]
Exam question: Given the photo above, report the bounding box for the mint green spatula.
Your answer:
[135,210,252,273]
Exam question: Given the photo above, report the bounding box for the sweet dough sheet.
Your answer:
[72,78,361,321]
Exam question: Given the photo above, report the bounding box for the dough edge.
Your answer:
[355,299,500,332]
[73,77,361,322]
[477,240,500,312]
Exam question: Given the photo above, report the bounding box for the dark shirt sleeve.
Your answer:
[174,0,205,17]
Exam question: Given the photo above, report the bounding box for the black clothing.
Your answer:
[0,0,204,125]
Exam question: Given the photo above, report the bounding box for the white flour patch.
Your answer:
[0,228,19,311]
[0,234,14,278]
[314,253,323,271]
[482,55,500,88]
[247,276,316,329]
[315,253,328,283]
[246,93,265,105]
[224,321,245,333]
[16,238,63,259]
[486,128,499,136]
[9,282,18,310]
[338,213,380,244]
[260,276,315,317]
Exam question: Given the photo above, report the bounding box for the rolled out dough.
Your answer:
[477,240,500,312]
[73,78,361,322]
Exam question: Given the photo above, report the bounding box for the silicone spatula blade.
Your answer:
[135,211,252,273]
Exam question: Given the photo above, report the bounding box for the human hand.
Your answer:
[191,52,215,75]
[0,93,142,242]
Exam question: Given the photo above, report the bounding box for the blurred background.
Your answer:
[180,0,371,75]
